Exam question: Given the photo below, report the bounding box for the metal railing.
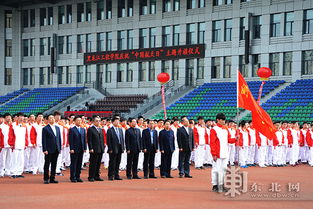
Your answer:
[123,81,188,118]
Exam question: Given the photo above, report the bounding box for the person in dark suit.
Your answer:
[125,118,142,179]
[42,114,62,184]
[107,117,125,181]
[87,115,105,182]
[69,116,87,183]
[142,120,158,179]
[159,120,175,178]
[177,118,195,178]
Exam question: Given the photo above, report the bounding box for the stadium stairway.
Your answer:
[47,88,106,114]
[151,80,286,120]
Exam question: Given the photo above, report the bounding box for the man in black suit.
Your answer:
[42,114,62,184]
[69,116,87,183]
[142,120,158,179]
[177,117,195,178]
[87,115,105,182]
[125,118,142,179]
[107,117,125,181]
[159,120,175,178]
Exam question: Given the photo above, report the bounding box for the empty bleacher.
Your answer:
[152,80,285,120]
[243,79,313,123]
[0,88,29,104]
[89,94,148,114]
[0,87,84,115]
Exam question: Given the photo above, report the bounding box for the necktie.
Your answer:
[115,127,121,144]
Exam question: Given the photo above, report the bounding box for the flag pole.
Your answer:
[236,70,240,126]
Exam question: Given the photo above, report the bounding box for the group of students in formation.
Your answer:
[0,111,312,192]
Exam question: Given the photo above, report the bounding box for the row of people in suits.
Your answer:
[41,114,195,184]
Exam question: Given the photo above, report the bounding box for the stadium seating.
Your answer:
[89,95,148,114]
[0,87,84,115]
[0,88,29,104]
[242,79,313,123]
[152,80,285,120]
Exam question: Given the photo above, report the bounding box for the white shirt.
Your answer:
[183,126,189,135]
[50,124,57,136]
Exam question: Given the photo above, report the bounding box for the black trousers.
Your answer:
[70,152,83,180]
[178,151,191,176]
[89,152,103,179]
[126,152,139,178]
[143,149,156,177]
[160,152,173,177]
[108,152,122,178]
[43,151,59,181]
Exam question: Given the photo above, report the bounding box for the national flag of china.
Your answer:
[237,70,276,139]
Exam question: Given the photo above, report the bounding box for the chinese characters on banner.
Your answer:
[84,44,205,65]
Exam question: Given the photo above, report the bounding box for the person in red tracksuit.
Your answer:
[210,113,231,193]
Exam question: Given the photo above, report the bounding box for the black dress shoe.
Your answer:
[76,179,83,182]
[71,179,77,183]
[144,176,148,179]
[49,180,59,184]
[133,176,141,179]
[94,178,104,181]
[88,178,95,182]
[11,175,17,178]
[44,180,49,184]
[108,177,114,181]
[166,176,174,178]
[212,185,218,192]
[114,177,122,180]
[127,176,132,180]
[185,175,193,178]
[16,175,25,178]
[149,176,157,179]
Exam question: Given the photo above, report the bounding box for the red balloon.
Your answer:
[257,67,272,80]
[157,72,170,84]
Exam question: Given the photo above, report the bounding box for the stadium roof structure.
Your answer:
[0,0,65,8]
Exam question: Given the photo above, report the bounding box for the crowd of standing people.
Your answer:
[0,111,312,193]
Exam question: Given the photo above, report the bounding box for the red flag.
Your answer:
[237,70,258,111]
[237,70,276,139]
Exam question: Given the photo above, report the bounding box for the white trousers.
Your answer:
[171,148,179,169]
[194,145,206,168]
[239,146,249,166]
[119,151,127,170]
[258,146,267,167]
[29,146,45,174]
[62,146,71,167]
[254,145,259,164]
[10,149,24,176]
[154,151,161,167]
[273,146,283,165]
[247,145,257,164]
[308,147,313,166]
[235,146,240,163]
[290,144,300,165]
[211,158,228,186]
[24,147,32,172]
[0,148,12,176]
[281,146,288,165]
[299,146,309,162]
[138,152,144,170]
[204,145,213,165]
[228,144,236,165]
[266,146,274,165]
[102,146,109,168]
